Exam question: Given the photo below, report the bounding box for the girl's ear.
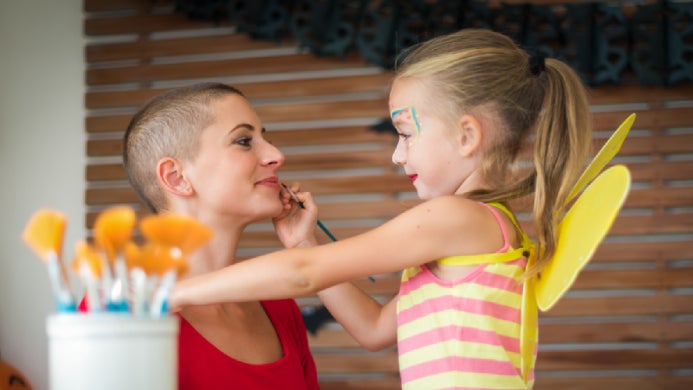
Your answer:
[457,114,483,157]
[157,157,193,196]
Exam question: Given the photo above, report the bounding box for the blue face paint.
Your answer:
[390,106,423,146]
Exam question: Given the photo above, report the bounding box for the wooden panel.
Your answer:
[84,0,154,12]
[543,295,693,317]
[86,53,371,85]
[86,97,388,132]
[85,74,391,108]
[534,376,693,390]
[591,107,693,130]
[86,34,291,62]
[84,12,225,36]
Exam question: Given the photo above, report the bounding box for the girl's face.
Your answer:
[388,78,471,199]
[184,94,285,223]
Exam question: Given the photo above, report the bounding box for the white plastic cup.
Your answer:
[46,313,179,390]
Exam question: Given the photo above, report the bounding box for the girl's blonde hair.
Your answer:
[396,28,592,276]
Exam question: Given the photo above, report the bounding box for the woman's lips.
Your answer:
[407,174,418,183]
[256,176,280,189]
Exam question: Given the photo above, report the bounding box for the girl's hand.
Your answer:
[168,283,182,313]
[273,182,319,248]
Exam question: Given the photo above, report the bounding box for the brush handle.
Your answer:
[150,270,176,318]
[80,262,101,312]
[283,183,375,282]
[108,256,130,312]
[130,268,147,316]
[316,220,338,242]
[46,253,76,312]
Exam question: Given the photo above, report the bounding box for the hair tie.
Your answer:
[529,53,546,76]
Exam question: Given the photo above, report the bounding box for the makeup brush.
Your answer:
[22,209,76,312]
[93,206,136,311]
[281,183,337,241]
[123,241,148,316]
[71,240,104,312]
[139,214,213,316]
[280,183,375,282]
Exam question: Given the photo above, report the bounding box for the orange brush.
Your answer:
[123,241,150,316]
[139,213,213,256]
[139,214,213,316]
[72,240,104,312]
[93,206,136,310]
[22,209,75,311]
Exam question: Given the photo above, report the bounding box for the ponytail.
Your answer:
[527,59,592,276]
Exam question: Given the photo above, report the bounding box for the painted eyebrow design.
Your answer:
[390,106,422,135]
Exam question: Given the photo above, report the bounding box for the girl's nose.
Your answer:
[391,141,406,165]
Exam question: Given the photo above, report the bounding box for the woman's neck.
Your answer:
[180,218,245,278]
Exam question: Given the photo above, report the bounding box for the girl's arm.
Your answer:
[170,195,498,309]
[274,186,397,348]
[274,186,397,350]
[318,285,397,351]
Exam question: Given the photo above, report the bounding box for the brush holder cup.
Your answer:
[46,313,179,390]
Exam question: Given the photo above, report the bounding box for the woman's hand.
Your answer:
[273,182,319,248]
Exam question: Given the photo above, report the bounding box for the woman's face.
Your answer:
[388,78,471,199]
[184,94,285,222]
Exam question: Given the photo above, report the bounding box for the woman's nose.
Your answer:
[262,141,285,168]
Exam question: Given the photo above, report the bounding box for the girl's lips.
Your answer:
[407,174,418,183]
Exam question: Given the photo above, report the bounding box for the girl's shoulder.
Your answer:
[398,195,499,238]
[401,196,513,256]
[408,195,490,220]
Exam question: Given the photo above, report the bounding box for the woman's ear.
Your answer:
[157,157,193,196]
[457,114,483,157]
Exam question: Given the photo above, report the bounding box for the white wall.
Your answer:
[0,0,84,389]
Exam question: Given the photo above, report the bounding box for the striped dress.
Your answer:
[396,204,536,389]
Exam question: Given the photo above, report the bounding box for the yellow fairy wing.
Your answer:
[93,206,136,261]
[535,164,631,311]
[139,214,213,254]
[22,209,67,260]
[567,113,635,203]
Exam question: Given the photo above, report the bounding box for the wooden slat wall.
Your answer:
[84,1,693,388]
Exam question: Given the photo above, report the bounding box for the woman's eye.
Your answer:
[235,136,252,147]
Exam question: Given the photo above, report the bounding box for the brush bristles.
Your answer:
[93,206,136,261]
[22,209,67,261]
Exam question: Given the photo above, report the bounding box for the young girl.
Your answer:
[170,28,593,389]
